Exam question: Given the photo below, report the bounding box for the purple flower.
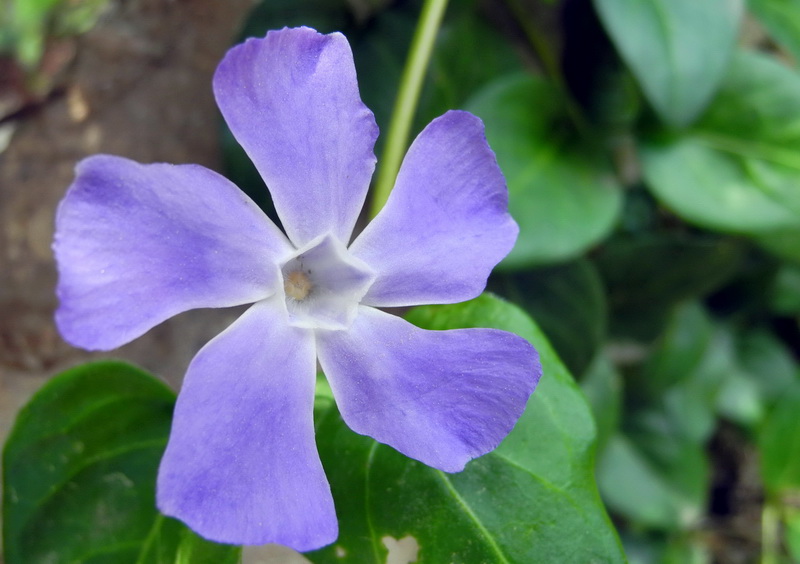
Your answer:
[53,27,541,551]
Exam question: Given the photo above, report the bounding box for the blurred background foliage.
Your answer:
[5,0,800,561]
[1,0,110,68]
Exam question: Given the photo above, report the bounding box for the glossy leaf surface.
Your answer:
[593,0,742,126]
[759,384,800,496]
[641,51,800,235]
[308,293,624,563]
[489,259,607,378]
[2,361,241,564]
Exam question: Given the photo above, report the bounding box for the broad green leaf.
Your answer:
[637,304,730,443]
[717,327,797,428]
[785,505,800,562]
[2,361,240,564]
[641,51,800,235]
[593,0,743,127]
[580,355,623,456]
[758,383,800,495]
[420,5,522,129]
[748,0,800,63]
[643,303,714,394]
[309,293,624,562]
[770,264,800,313]
[466,74,622,268]
[620,530,710,564]
[756,228,800,264]
[593,234,743,339]
[489,259,607,377]
[715,370,764,428]
[738,329,797,403]
[662,326,734,443]
[135,515,242,564]
[599,424,709,531]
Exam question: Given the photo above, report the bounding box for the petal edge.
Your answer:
[157,298,336,550]
[317,306,541,472]
[54,155,291,351]
[351,110,517,308]
[214,27,378,247]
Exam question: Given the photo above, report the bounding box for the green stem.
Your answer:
[369,0,449,218]
[762,500,781,564]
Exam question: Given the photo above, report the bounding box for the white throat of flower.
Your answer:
[279,233,375,331]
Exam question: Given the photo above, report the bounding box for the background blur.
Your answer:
[4,0,800,562]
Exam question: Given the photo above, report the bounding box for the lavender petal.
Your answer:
[214,27,378,247]
[157,297,336,550]
[54,155,291,351]
[351,111,518,308]
[317,306,541,472]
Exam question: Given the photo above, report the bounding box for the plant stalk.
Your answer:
[369,0,449,218]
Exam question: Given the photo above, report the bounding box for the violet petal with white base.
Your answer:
[213,27,379,248]
[157,298,336,550]
[351,110,517,308]
[317,306,541,473]
[52,26,541,552]
[54,155,291,352]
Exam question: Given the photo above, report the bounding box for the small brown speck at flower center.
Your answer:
[284,270,312,300]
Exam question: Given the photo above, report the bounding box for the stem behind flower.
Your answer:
[369,0,449,219]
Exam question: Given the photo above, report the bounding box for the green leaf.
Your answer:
[738,329,797,403]
[785,505,800,562]
[757,228,800,264]
[758,383,800,496]
[717,327,797,428]
[593,234,743,340]
[598,427,709,531]
[489,259,607,378]
[770,264,800,313]
[135,515,242,564]
[619,530,710,564]
[418,5,523,130]
[3,361,240,564]
[715,370,764,428]
[748,0,800,63]
[638,304,730,443]
[593,0,743,127]
[643,303,715,394]
[641,50,800,235]
[308,293,624,562]
[580,356,623,456]
[466,74,622,268]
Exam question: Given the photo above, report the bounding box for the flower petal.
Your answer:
[157,298,336,550]
[317,306,541,472]
[350,110,517,307]
[214,27,378,247]
[54,155,292,351]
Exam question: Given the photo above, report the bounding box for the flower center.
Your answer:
[284,270,313,301]
[279,234,375,331]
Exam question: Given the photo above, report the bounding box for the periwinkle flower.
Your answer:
[53,27,541,550]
